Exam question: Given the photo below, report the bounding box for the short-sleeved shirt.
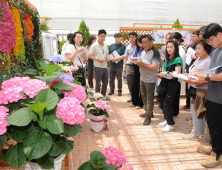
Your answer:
[124,45,136,64]
[64,44,82,62]
[189,57,211,89]
[108,43,126,68]
[139,46,160,83]
[90,41,108,68]
[207,47,222,104]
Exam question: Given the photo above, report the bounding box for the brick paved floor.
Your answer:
[2,80,222,170]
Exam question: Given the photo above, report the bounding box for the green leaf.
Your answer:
[91,163,101,170]
[45,64,59,76]
[89,98,96,102]
[64,124,83,137]
[78,161,94,170]
[26,102,48,120]
[7,107,37,126]
[48,140,66,157]
[39,115,64,134]
[90,151,106,165]
[20,91,26,96]
[87,92,94,96]
[52,80,74,90]
[39,61,49,72]
[89,109,97,113]
[102,164,119,170]
[0,134,7,148]
[35,72,64,84]
[73,79,82,85]
[1,149,8,163]
[62,139,74,154]
[36,154,54,169]
[35,88,59,111]
[12,131,28,141]
[6,144,26,169]
[23,131,52,161]
[23,68,39,76]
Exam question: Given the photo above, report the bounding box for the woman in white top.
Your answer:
[64,31,88,64]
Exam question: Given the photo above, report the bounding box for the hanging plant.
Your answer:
[19,36,25,61]
[11,6,23,56]
[24,13,34,42]
[0,1,16,53]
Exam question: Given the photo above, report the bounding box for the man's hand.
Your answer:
[136,59,142,66]
[110,58,116,63]
[123,67,126,73]
[192,71,203,76]
[81,53,88,60]
[197,73,207,81]
[97,58,104,63]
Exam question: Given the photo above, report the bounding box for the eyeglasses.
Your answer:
[206,36,215,44]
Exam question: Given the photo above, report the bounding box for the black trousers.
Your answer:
[131,65,143,107]
[206,100,222,155]
[160,81,180,125]
[186,83,190,108]
[87,59,94,88]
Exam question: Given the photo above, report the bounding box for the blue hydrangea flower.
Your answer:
[50,54,65,63]
[58,74,74,82]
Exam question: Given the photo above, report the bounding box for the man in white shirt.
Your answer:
[61,33,73,57]
[88,29,110,98]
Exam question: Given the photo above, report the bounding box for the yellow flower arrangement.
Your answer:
[24,13,34,42]
[11,6,23,56]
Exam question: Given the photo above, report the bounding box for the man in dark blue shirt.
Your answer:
[108,33,126,96]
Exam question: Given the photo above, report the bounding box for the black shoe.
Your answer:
[143,116,151,125]
[151,112,154,118]
[140,113,147,117]
[118,91,122,96]
[108,91,114,95]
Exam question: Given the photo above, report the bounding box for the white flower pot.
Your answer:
[21,154,66,170]
[89,114,109,132]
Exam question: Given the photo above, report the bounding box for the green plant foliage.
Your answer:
[78,20,91,47]
[173,18,183,28]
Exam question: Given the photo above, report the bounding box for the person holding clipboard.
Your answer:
[108,33,126,96]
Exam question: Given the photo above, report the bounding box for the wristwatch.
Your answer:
[167,71,170,75]
[205,74,210,81]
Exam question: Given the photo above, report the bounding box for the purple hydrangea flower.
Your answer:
[50,54,65,63]
[58,74,74,82]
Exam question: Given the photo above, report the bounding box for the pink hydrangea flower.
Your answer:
[69,66,78,71]
[63,80,86,102]
[23,79,49,98]
[1,77,29,89]
[102,146,127,167]
[73,62,82,68]
[117,163,134,170]
[95,100,108,110]
[65,58,70,62]
[0,106,10,135]
[56,97,85,125]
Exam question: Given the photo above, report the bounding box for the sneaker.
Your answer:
[197,146,212,155]
[162,124,174,132]
[201,152,222,168]
[135,106,142,109]
[139,113,147,117]
[118,91,122,96]
[186,116,192,121]
[182,134,199,141]
[180,105,190,111]
[143,116,151,125]
[102,96,111,101]
[127,98,132,102]
[159,120,167,127]
[130,104,135,107]
[154,100,160,104]
[108,91,114,95]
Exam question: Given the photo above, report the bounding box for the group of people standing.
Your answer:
[61,23,222,168]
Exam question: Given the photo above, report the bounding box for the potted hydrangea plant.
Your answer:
[0,59,87,170]
[78,146,134,170]
[87,93,110,132]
